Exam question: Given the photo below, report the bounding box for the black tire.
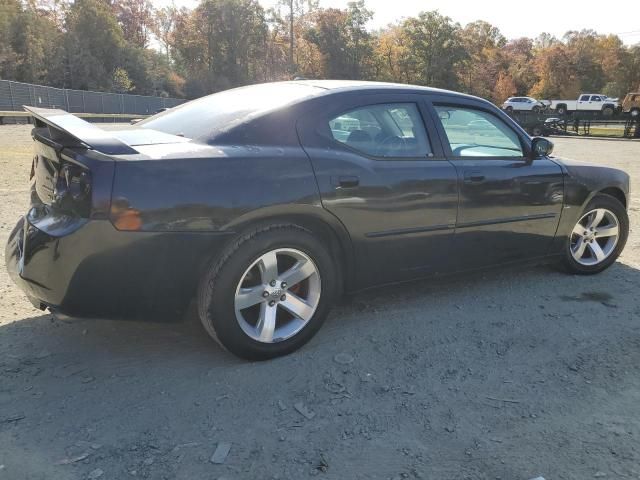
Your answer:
[630,108,640,118]
[562,194,628,275]
[505,106,513,113]
[531,125,543,137]
[532,105,541,113]
[197,224,338,360]
[602,106,614,117]
[556,106,567,115]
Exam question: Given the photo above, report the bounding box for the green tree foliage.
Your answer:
[1,0,639,103]
[0,0,61,84]
[400,11,467,89]
[65,0,126,90]
[112,67,134,92]
[304,8,352,78]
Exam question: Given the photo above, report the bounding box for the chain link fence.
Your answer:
[0,80,185,115]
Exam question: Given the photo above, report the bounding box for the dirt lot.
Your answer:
[0,125,639,480]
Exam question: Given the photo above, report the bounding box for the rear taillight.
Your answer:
[52,162,92,217]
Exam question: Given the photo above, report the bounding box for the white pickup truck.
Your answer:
[550,94,619,116]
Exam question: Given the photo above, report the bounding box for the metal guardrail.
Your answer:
[0,80,184,115]
[0,111,149,125]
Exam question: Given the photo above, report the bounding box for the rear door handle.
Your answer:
[332,175,359,188]
[464,171,485,183]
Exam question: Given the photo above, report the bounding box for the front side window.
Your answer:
[434,105,524,158]
[590,95,602,101]
[329,103,432,158]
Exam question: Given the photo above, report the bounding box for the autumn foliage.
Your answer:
[1,0,638,103]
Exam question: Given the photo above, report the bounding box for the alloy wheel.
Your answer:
[234,248,321,343]
[570,208,620,266]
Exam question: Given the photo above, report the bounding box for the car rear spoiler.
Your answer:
[24,106,139,155]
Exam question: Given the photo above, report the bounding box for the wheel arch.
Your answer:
[597,186,627,209]
[204,205,356,294]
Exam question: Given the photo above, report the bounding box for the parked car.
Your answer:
[621,92,640,117]
[550,94,619,116]
[502,96,546,113]
[6,81,630,360]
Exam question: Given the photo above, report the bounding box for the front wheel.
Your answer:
[198,224,338,360]
[562,194,628,274]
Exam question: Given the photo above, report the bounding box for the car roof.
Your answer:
[287,79,482,101]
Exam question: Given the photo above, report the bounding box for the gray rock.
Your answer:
[210,442,232,464]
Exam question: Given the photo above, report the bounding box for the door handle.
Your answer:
[332,175,359,188]
[464,171,485,183]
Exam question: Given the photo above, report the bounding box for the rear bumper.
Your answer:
[5,209,233,319]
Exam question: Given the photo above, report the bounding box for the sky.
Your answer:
[160,0,640,45]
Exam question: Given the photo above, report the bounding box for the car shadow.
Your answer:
[2,260,640,479]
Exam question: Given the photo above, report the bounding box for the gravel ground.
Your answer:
[0,125,639,480]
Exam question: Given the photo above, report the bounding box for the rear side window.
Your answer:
[580,95,590,101]
[138,83,321,141]
[329,103,432,158]
[434,106,523,158]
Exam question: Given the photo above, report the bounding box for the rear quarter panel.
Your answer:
[110,143,323,232]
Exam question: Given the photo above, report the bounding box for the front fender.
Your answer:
[550,157,629,253]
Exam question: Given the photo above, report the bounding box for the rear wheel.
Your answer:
[198,224,338,360]
[556,105,567,115]
[630,108,640,118]
[562,194,628,274]
[505,106,513,113]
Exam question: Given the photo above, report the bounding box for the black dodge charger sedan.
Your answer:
[6,81,630,359]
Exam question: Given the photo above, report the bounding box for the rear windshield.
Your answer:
[138,83,321,141]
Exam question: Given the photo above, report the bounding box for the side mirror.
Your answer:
[530,137,553,159]
[437,110,451,121]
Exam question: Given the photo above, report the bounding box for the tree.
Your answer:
[564,30,606,93]
[2,0,640,105]
[374,24,413,83]
[501,38,536,96]
[305,8,351,78]
[493,71,516,102]
[112,67,133,92]
[400,11,467,89]
[529,44,580,99]
[0,0,22,80]
[154,4,178,59]
[172,0,268,95]
[113,0,154,49]
[346,0,373,79]
[65,0,126,90]
[459,20,506,98]
[0,0,63,85]
[303,2,372,80]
